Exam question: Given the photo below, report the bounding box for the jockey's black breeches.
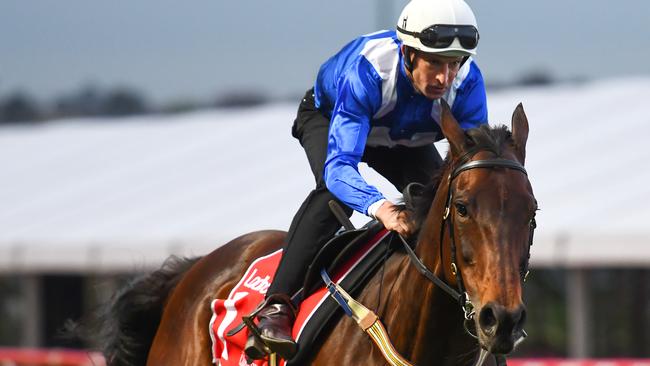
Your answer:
[266,88,443,300]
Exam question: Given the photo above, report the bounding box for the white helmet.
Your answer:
[396,0,479,56]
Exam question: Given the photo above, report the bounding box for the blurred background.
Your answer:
[1,0,649,365]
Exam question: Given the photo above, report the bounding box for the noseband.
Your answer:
[400,156,536,335]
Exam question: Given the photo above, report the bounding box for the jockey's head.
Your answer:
[396,0,480,100]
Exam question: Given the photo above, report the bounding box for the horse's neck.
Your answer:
[379,255,468,364]
[380,171,476,364]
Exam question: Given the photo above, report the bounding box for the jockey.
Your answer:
[246,0,487,360]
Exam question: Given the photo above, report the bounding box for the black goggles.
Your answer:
[397,24,479,50]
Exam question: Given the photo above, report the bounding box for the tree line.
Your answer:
[0,85,271,124]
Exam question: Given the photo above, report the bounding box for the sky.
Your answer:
[1,0,649,105]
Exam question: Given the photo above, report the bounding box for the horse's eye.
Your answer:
[455,203,468,217]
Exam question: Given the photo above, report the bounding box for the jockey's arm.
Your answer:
[322,60,413,236]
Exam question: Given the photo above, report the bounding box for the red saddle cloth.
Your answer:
[209,229,390,366]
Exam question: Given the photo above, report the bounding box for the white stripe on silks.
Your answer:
[359,38,400,119]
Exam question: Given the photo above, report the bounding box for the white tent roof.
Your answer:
[1,77,649,273]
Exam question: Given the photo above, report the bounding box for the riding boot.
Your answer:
[245,295,298,361]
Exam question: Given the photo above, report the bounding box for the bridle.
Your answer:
[315,153,536,366]
[400,153,536,336]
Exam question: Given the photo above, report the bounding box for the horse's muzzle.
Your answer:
[477,302,527,354]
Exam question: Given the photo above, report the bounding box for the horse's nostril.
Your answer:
[479,305,498,331]
[514,305,527,331]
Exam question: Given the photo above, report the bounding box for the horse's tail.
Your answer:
[75,256,200,366]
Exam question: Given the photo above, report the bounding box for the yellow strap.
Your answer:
[367,321,414,366]
[268,353,277,366]
[328,282,415,366]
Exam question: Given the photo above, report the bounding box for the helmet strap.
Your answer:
[460,56,470,68]
[403,46,414,73]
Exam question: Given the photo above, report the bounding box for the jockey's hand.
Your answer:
[374,201,413,237]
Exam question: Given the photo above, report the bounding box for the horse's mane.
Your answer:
[405,124,514,229]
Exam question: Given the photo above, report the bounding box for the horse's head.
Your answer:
[437,102,536,355]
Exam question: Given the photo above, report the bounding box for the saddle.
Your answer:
[210,219,398,366]
[287,220,394,365]
[300,219,386,300]
[285,186,424,364]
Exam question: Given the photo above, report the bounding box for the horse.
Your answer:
[91,102,536,366]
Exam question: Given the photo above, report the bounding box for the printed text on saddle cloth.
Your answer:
[209,230,390,365]
[210,249,283,366]
[243,269,272,295]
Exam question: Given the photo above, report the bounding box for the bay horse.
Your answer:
[93,102,536,366]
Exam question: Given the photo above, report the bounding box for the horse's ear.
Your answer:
[440,100,467,156]
[511,103,529,164]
